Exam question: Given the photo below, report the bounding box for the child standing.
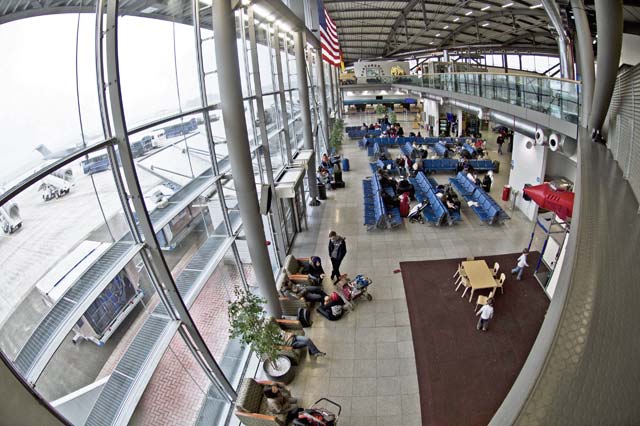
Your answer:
[511,248,530,280]
[476,298,494,332]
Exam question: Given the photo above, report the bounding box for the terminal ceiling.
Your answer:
[323,0,640,63]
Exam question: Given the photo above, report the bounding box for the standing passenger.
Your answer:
[328,231,347,283]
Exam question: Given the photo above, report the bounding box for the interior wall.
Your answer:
[422,99,439,135]
[545,150,577,183]
[508,132,548,221]
[620,33,640,67]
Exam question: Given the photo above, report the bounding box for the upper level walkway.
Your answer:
[341,73,580,138]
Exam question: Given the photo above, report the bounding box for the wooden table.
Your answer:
[461,260,497,302]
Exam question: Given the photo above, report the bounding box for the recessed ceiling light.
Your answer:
[502,2,513,7]
[454,17,460,22]
[465,11,473,15]
[482,22,489,27]
[529,3,543,8]
[436,33,441,37]
[444,25,449,29]
[430,42,434,45]
[481,5,490,11]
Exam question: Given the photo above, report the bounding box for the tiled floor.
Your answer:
[287,116,537,426]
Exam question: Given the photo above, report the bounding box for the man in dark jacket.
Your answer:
[328,231,347,283]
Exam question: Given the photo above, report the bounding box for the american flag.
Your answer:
[318,0,341,67]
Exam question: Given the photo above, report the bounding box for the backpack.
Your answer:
[297,308,312,327]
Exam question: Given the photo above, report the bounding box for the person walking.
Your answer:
[511,248,529,280]
[328,231,347,283]
[497,134,505,155]
[476,298,494,331]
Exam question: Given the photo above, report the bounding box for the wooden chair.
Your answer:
[455,276,471,299]
[495,273,506,294]
[492,262,500,278]
[453,263,468,286]
[475,290,495,312]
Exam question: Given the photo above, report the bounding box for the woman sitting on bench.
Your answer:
[305,256,325,286]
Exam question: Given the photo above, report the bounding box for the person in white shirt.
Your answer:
[511,248,530,280]
[476,298,494,331]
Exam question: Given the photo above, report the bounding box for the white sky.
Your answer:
[0,13,279,184]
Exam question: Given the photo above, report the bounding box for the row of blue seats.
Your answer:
[348,129,383,139]
[369,159,396,173]
[362,179,385,230]
[373,174,402,228]
[400,142,414,158]
[421,159,496,173]
[432,143,449,157]
[409,172,449,226]
[462,144,477,156]
[449,172,509,224]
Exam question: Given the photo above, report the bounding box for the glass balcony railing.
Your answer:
[343,73,580,124]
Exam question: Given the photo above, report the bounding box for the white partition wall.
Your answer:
[508,132,548,221]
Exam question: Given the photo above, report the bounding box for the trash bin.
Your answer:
[341,158,350,172]
[317,183,327,200]
[502,185,511,201]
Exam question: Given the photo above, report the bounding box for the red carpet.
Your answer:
[400,253,549,426]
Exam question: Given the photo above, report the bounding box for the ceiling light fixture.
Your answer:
[465,11,473,15]
[481,5,490,11]
[454,17,460,22]
[529,3,543,8]
[502,2,513,7]
[253,4,275,21]
[430,42,434,45]
[436,33,441,37]
[444,25,449,29]
[482,22,489,27]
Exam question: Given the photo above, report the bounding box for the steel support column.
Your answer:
[272,27,293,164]
[541,0,575,79]
[104,0,236,399]
[570,0,595,127]
[294,30,320,205]
[588,0,623,135]
[247,9,288,264]
[212,0,281,317]
[328,62,336,116]
[316,54,330,153]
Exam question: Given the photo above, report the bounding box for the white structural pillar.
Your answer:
[294,30,320,205]
[212,0,281,317]
[508,132,548,221]
[457,109,463,137]
[316,54,331,151]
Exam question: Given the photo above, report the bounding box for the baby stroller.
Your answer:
[338,274,373,303]
[408,201,429,224]
[293,398,341,426]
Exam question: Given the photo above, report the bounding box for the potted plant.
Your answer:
[227,287,295,383]
[329,118,344,152]
[389,111,397,125]
[375,104,386,116]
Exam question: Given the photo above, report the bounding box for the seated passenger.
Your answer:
[263,383,299,421]
[381,191,400,209]
[397,179,415,200]
[306,256,325,285]
[280,279,328,303]
[482,174,492,192]
[361,123,368,131]
[316,292,345,321]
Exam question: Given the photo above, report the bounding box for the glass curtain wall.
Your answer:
[0,1,304,425]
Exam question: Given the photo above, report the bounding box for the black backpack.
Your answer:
[297,308,312,327]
